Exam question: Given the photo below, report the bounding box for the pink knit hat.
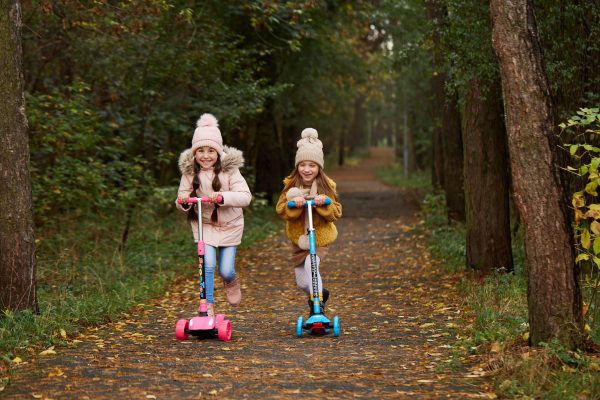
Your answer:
[191,113,223,155]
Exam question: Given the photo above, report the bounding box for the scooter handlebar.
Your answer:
[178,195,223,205]
[287,197,331,208]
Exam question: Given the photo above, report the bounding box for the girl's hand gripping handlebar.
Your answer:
[287,197,331,208]
[177,195,224,206]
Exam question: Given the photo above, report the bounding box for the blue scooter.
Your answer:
[288,197,340,337]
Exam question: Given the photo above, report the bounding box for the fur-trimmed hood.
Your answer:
[179,146,244,176]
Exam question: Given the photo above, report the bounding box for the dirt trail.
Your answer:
[3,147,491,399]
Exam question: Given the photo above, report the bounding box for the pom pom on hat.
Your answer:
[295,127,324,169]
[197,113,219,128]
[191,113,223,155]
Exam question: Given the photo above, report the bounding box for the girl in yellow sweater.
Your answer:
[276,128,342,314]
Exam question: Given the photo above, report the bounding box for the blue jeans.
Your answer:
[204,245,237,304]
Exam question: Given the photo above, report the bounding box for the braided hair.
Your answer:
[187,156,222,223]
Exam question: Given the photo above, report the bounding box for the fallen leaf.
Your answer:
[39,347,56,356]
[60,329,67,339]
[12,356,22,364]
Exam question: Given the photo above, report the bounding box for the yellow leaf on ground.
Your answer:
[60,329,67,339]
[39,347,56,356]
[48,368,64,377]
[12,356,22,364]
[209,389,218,395]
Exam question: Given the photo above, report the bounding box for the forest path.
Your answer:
[4,147,493,399]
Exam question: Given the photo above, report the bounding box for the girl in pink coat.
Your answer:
[176,113,252,316]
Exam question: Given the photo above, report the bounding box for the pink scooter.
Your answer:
[175,196,232,341]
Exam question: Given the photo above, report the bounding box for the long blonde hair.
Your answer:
[283,167,338,201]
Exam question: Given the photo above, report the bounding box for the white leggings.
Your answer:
[294,255,322,297]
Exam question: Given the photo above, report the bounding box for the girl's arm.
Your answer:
[219,169,252,208]
[175,174,194,212]
[275,191,303,220]
[315,197,342,222]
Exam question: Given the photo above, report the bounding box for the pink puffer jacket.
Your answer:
[176,146,252,247]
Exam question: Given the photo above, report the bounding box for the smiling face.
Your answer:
[195,146,219,169]
[297,161,320,185]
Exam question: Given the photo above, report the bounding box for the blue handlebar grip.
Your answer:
[287,198,331,208]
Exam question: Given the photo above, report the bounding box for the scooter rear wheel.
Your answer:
[333,316,340,337]
[296,316,304,337]
[175,319,189,340]
[217,320,232,341]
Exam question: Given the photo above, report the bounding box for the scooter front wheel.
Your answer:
[296,316,304,337]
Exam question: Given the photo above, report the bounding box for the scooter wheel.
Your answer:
[333,316,340,337]
[175,319,189,340]
[296,316,304,337]
[217,320,232,341]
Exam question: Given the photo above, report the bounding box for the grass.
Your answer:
[380,171,600,399]
[325,148,370,170]
[420,193,600,399]
[0,188,279,375]
[376,164,431,189]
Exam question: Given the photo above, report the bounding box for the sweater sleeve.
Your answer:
[220,169,252,208]
[276,191,303,221]
[175,174,194,212]
[314,197,342,222]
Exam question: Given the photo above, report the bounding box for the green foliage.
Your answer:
[536,2,600,117]
[377,164,431,189]
[27,82,154,225]
[441,0,500,95]
[561,107,600,348]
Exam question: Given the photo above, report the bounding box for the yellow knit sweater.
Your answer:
[275,177,342,247]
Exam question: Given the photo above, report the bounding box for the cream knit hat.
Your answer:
[191,113,223,155]
[295,128,324,169]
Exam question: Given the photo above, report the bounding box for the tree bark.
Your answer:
[441,91,465,221]
[430,70,445,189]
[463,79,513,274]
[0,0,37,312]
[489,0,583,348]
[425,0,464,219]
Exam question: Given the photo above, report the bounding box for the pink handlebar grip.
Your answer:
[177,195,223,205]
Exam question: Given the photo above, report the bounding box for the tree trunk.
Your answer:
[348,98,365,155]
[441,91,465,221]
[463,79,513,274]
[430,69,445,189]
[0,0,37,312]
[489,0,583,348]
[338,127,345,167]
